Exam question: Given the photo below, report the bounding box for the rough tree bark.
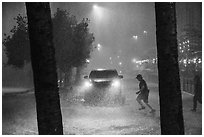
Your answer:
[26,3,63,135]
[155,3,184,134]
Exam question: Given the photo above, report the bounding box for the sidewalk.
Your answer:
[2,87,34,95]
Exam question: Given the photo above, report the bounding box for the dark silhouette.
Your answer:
[3,15,30,68]
[135,74,156,113]
[3,9,95,87]
[26,3,63,134]
[191,75,202,111]
[155,3,184,134]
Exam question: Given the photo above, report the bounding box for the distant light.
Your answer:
[133,35,138,39]
[183,59,187,64]
[93,4,98,9]
[97,43,101,51]
[143,30,147,34]
[119,62,122,66]
[93,4,103,21]
[86,59,90,63]
[119,71,122,74]
[193,58,197,63]
[96,68,105,71]
[109,57,112,60]
[198,58,202,63]
[187,40,190,43]
[117,56,120,58]
[132,58,136,63]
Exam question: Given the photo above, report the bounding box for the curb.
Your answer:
[2,88,34,96]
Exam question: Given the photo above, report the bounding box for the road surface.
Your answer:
[2,78,202,135]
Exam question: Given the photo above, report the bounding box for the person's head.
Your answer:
[136,74,143,81]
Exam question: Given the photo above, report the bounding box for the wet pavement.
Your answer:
[2,78,202,135]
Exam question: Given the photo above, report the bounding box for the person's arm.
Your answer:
[136,85,145,94]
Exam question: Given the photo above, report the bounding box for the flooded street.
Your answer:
[2,78,161,134]
[2,78,202,135]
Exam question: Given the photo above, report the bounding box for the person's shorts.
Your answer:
[137,92,149,103]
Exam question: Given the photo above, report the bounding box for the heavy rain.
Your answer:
[2,2,202,135]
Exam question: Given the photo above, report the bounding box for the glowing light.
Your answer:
[193,58,197,63]
[198,58,202,63]
[84,80,92,88]
[96,68,105,71]
[93,4,98,9]
[119,62,122,66]
[132,58,137,63]
[133,35,138,39]
[93,4,103,21]
[86,59,90,63]
[143,30,147,34]
[97,43,101,51]
[183,59,187,64]
[112,80,120,88]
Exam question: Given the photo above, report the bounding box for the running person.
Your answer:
[136,74,155,113]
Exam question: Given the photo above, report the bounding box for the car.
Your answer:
[81,69,125,105]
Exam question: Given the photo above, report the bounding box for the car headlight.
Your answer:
[111,79,120,88]
[84,80,92,88]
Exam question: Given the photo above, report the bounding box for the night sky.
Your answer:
[3,2,192,73]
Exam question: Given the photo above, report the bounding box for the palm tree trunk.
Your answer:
[26,3,63,135]
[155,2,184,134]
[75,66,82,85]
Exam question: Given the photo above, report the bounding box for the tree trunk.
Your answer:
[64,67,72,87]
[26,3,63,135]
[155,3,184,134]
[75,66,82,85]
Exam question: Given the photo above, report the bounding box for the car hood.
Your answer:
[91,78,114,82]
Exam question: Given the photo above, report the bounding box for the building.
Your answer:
[176,2,202,73]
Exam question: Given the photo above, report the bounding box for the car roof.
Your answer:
[91,69,117,72]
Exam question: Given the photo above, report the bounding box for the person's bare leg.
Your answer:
[136,98,145,109]
[145,102,155,113]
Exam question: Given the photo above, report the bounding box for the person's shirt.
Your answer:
[139,79,148,94]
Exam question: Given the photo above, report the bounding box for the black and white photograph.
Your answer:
[2,1,202,135]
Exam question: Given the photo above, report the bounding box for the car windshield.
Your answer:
[89,70,118,79]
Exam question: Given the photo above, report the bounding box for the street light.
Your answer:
[132,58,137,63]
[133,35,138,40]
[93,4,98,9]
[86,59,90,63]
[143,30,147,34]
[93,4,103,21]
[97,43,102,51]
